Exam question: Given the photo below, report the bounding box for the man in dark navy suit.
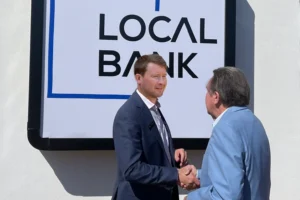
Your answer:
[112,54,199,200]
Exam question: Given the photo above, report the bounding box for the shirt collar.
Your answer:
[136,89,160,109]
[213,108,228,127]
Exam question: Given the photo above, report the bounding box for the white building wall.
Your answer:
[0,0,299,199]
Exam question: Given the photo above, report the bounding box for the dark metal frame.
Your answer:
[27,0,236,150]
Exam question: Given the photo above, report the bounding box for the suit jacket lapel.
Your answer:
[142,106,166,151]
[158,109,176,167]
[132,91,172,164]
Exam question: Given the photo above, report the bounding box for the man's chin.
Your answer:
[154,90,164,97]
[156,92,164,98]
[207,111,215,119]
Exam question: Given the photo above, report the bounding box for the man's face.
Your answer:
[136,62,167,101]
[205,79,218,119]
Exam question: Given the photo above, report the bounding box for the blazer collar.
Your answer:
[227,106,248,112]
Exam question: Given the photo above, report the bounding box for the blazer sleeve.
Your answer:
[113,111,178,186]
[187,123,245,200]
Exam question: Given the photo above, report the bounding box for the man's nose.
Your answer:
[158,77,166,84]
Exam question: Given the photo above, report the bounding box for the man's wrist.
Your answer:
[176,168,181,185]
[196,169,201,179]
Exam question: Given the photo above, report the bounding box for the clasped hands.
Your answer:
[175,149,200,191]
[177,165,200,190]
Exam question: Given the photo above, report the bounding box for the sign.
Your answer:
[28,0,236,150]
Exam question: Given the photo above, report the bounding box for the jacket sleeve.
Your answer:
[187,123,245,200]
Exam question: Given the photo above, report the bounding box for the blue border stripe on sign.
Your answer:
[49,93,130,99]
[155,0,160,11]
[47,0,55,98]
[47,0,130,100]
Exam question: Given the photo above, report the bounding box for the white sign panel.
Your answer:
[41,0,226,139]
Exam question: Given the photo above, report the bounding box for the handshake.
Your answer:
[177,165,200,191]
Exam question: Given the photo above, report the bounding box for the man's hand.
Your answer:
[183,196,187,200]
[188,164,197,177]
[178,165,200,190]
[175,148,188,167]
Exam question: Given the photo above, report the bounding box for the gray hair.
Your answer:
[209,67,250,107]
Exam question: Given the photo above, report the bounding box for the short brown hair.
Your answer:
[134,54,168,76]
[209,67,250,107]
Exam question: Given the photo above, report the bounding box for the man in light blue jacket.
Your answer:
[184,67,271,200]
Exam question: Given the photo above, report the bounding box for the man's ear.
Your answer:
[135,74,142,84]
[213,91,220,104]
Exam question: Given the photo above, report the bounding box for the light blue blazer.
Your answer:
[188,106,271,200]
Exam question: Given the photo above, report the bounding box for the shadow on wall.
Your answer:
[41,0,255,198]
[42,150,117,196]
[235,0,255,112]
[42,150,204,197]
